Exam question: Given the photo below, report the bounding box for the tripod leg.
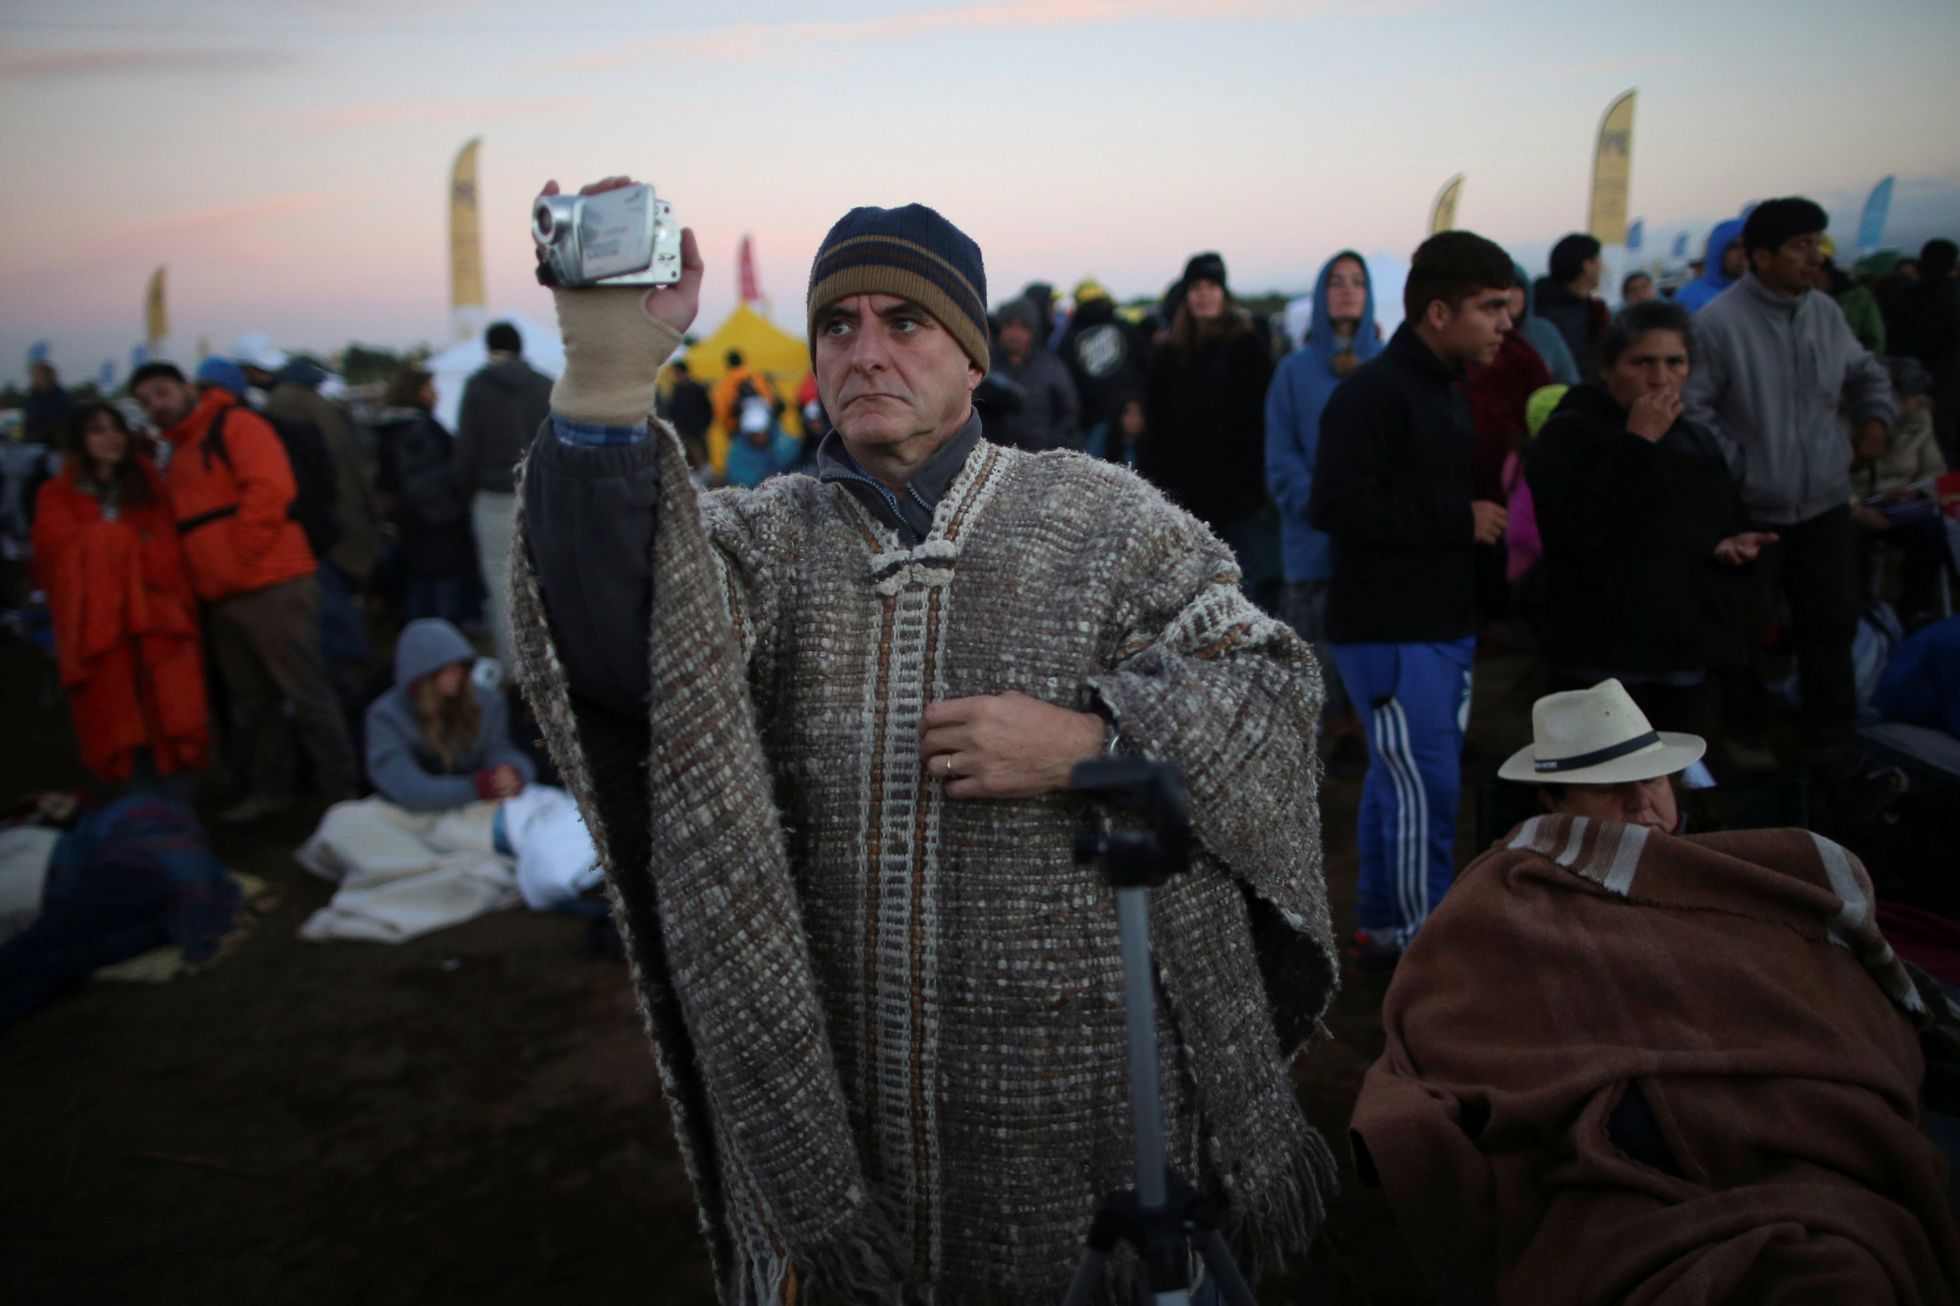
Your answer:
[1192,1229,1260,1306]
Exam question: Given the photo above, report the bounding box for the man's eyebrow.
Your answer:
[818,304,859,322]
[876,299,934,321]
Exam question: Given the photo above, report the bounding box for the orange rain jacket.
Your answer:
[160,386,316,601]
[33,460,210,782]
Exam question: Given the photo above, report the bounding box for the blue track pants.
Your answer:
[1330,638,1474,949]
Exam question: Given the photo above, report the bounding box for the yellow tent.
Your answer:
[675,303,812,473]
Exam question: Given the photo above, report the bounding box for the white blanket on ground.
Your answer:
[294,787,603,943]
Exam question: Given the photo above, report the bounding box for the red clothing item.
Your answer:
[1461,332,1552,501]
[32,462,210,782]
[160,386,315,601]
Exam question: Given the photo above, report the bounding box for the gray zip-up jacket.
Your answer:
[1681,274,1896,526]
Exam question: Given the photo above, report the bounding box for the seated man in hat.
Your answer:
[1350,679,1958,1303]
[512,175,1339,1301]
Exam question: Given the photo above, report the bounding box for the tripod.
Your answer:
[1062,760,1257,1306]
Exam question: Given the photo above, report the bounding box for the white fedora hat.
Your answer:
[1498,679,1706,786]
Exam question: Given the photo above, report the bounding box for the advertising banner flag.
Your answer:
[1627,218,1644,251]
[1588,89,1636,245]
[145,267,167,347]
[738,235,760,303]
[1671,231,1689,258]
[1429,174,1463,236]
[1856,176,1895,255]
[450,138,486,340]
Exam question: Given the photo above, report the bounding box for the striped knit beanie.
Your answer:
[806,204,990,372]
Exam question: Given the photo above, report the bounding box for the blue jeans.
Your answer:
[1331,638,1475,948]
[316,562,370,666]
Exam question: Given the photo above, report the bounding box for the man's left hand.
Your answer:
[921,693,1105,800]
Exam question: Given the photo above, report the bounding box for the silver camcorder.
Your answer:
[533,183,682,288]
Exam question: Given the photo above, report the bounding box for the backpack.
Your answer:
[203,405,342,557]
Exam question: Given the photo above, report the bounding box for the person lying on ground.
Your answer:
[1350,678,1960,1303]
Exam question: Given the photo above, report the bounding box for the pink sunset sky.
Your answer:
[4,0,1958,386]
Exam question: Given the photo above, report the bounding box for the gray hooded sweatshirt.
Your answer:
[364,618,534,810]
[1681,273,1896,526]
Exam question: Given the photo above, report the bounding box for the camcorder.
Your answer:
[533,183,683,289]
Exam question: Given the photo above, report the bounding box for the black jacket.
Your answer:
[1139,323,1271,532]
[1308,324,1478,644]
[1527,384,1744,675]
[376,409,474,579]
[1532,278,1605,382]
[455,356,553,496]
[1057,299,1148,434]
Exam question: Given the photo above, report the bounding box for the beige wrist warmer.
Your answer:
[548,287,685,428]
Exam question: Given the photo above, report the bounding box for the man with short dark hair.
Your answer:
[513,176,1338,1299]
[1682,197,1896,756]
[1622,270,1656,305]
[1310,229,1514,964]
[129,361,357,819]
[456,319,553,679]
[1536,233,1608,379]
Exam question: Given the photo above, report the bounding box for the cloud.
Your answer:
[303,96,598,132]
[559,0,1349,71]
[0,46,301,81]
[0,192,344,282]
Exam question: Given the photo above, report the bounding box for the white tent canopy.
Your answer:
[426,310,563,433]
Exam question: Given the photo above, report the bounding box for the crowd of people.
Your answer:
[3,182,1959,1300]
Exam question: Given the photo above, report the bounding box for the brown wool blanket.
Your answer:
[1352,815,1959,1306]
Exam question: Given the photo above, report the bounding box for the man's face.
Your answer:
[1543,774,1679,835]
[813,293,980,454]
[1623,274,1655,304]
[1752,231,1823,297]
[998,319,1033,363]
[1602,328,1690,411]
[1720,238,1746,280]
[1428,288,1512,367]
[133,376,197,431]
[1325,258,1367,325]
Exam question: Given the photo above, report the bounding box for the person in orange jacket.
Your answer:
[32,401,209,791]
[131,362,357,822]
[706,348,785,479]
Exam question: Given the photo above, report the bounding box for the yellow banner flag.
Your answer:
[1589,90,1636,245]
[450,138,485,320]
[1429,174,1463,236]
[145,265,167,346]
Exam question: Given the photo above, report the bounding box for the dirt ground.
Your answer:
[2,632,1550,1306]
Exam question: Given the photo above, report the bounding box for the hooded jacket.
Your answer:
[1056,296,1148,436]
[363,619,534,810]
[1512,261,1580,385]
[1265,250,1384,585]
[455,355,553,497]
[1673,218,1746,315]
[984,304,1080,453]
[160,386,316,602]
[1682,273,1898,525]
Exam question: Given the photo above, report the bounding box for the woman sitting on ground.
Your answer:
[325,615,599,909]
[1527,300,1775,741]
[32,402,208,791]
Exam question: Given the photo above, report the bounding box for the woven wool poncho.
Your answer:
[511,425,1340,1303]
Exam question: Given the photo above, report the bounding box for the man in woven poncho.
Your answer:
[512,175,1339,1303]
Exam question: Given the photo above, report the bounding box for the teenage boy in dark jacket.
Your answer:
[1310,230,1514,964]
